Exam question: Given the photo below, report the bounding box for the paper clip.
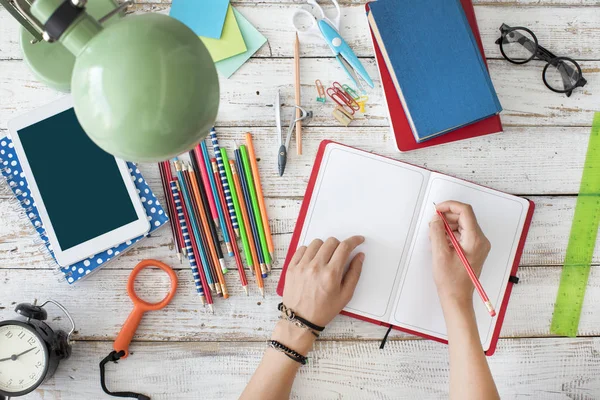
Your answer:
[315,79,326,103]
[327,82,360,115]
[332,106,354,127]
[342,84,360,100]
[342,84,368,113]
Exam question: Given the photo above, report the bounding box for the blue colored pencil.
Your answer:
[169,180,207,307]
[201,141,234,258]
[209,127,240,237]
[235,150,268,278]
[174,160,218,294]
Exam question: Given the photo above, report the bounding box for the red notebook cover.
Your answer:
[277,141,535,356]
[366,1,503,152]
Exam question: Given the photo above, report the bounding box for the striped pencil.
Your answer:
[169,180,208,307]
[202,142,234,258]
[235,150,269,278]
[182,164,228,299]
[209,128,240,237]
[175,161,221,296]
[223,150,255,275]
[231,160,264,296]
[212,160,248,295]
[189,151,228,275]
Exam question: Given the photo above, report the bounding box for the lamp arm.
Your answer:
[0,0,44,42]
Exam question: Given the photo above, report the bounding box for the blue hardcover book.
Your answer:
[0,137,168,284]
[367,0,502,142]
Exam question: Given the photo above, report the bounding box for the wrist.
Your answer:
[271,320,317,355]
[439,293,475,316]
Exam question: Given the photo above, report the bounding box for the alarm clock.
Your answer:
[0,299,75,399]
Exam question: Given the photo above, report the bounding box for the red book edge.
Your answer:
[366,1,504,152]
[277,140,536,356]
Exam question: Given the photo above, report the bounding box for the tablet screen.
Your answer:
[17,108,138,250]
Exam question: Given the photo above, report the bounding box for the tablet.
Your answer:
[8,97,150,267]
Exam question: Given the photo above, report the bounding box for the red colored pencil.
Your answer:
[194,145,220,226]
[159,162,183,261]
[212,159,248,295]
[434,204,496,317]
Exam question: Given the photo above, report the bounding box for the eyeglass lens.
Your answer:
[545,59,581,92]
[501,28,537,63]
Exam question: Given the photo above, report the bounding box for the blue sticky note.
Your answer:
[170,0,230,39]
[216,8,267,78]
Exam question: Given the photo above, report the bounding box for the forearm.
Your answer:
[443,301,500,400]
[240,321,316,400]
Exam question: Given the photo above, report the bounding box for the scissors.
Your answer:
[292,0,374,89]
[113,259,178,358]
[275,90,312,177]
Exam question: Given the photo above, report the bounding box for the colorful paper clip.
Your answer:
[327,82,360,115]
[332,106,354,126]
[342,84,368,113]
[315,79,326,103]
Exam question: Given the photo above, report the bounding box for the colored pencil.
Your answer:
[158,162,182,262]
[240,145,272,270]
[189,151,228,275]
[183,166,228,299]
[162,161,186,258]
[294,32,302,155]
[236,150,269,279]
[202,142,234,257]
[209,128,240,237]
[223,150,254,275]
[169,180,207,306]
[245,132,275,263]
[434,204,496,317]
[175,161,220,295]
[231,160,264,296]
[186,162,227,288]
[194,144,220,227]
[213,160,248,295]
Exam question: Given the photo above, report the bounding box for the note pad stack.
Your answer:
[367,0,502,144]
[277,142,534,355]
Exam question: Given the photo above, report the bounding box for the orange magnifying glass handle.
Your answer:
[113,259,178,358]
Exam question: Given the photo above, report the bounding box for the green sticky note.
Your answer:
[200,5,247,63]
[215,8,267,78]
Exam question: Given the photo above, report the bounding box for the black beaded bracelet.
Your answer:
[278,303,325,332]
[268,340,308,365]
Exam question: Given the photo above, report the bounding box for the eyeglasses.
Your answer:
[495,24,587,97]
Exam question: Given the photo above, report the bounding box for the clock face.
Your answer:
[0,323,48,395]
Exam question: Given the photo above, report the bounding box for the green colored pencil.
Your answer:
[240,145,272,267]
[221,148,254,274]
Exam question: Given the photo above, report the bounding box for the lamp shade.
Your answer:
[31,0,220,162]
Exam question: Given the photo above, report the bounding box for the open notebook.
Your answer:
[277,141,534,355]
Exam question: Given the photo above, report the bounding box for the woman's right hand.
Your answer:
[429,201,491,311]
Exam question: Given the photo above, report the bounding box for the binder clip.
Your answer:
[332,106,354,127]
[315,79,326,103]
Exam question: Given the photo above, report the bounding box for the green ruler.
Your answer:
[550,112,600,337]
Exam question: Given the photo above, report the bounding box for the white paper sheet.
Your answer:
[297,144,429,320]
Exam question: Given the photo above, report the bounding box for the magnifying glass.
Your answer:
[113,259,178,358]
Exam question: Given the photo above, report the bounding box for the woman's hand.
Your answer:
[429,201,491,311]
[282,236,365,327]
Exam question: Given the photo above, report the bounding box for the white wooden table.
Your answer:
[2,1,600,398]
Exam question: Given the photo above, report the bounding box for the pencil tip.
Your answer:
[208,304,214,314]
[243,286,249,296]
[260,287,265,298]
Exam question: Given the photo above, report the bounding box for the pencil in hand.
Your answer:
[433,203,496,317]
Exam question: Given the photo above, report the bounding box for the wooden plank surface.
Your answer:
[24,338,600,400]
[1,0,599,398]
[0,58,597,129]
[1,266,599,341]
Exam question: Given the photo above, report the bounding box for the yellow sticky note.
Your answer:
[200,5,247,62]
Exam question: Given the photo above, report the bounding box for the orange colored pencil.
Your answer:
[231,160,264,296]
[245,132,274,268]
[188,163,229,299]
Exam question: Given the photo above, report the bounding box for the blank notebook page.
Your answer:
[391,174,530,350]
[297,144,429,321]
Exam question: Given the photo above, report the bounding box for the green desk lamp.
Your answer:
[1,0,220,162]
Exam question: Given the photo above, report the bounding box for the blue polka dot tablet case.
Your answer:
[0,137,169,284]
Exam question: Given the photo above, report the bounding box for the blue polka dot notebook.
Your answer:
[0,137,168,284]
